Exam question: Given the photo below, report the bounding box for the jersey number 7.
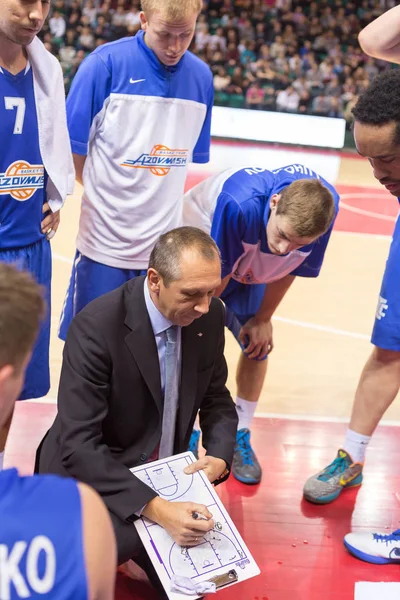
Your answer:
[4,97,26,135]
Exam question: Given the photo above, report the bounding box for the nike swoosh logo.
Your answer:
[339,470,361,486]
[130,78,145,84]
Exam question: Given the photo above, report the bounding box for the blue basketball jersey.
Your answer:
[0,64,47,250]
[184,164,340,283]
[0,469,88,599]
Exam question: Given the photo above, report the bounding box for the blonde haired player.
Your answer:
[184,165,339,484]
[141,0,202,20]
[59,0,214,340]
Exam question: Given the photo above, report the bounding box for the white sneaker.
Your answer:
[344,529,400,564]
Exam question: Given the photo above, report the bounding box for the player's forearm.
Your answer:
[358,5,400,63]
[142,496,167,523]
[255,274,295,321]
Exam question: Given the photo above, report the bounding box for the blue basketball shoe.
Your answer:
[232,428,262,484]
[344,529,400,564]
[188,429,201,459]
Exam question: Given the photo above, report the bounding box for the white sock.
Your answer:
[343,428,371,464]
[235,397,257,431]
[0,451,4,472]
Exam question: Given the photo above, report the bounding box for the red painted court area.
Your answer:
[8,404,400,600]
[335,185,398,237]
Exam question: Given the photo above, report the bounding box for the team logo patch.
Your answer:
[121,144,189,177]
[0,160,44,201]
[234,268,258,284]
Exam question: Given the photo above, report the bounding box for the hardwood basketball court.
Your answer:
[7,140,400,599]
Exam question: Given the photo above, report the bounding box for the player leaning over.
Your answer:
[184,164,339,484]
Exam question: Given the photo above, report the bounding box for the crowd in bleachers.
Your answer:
[40,0,397,123]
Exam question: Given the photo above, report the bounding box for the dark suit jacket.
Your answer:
[36,276,238,524]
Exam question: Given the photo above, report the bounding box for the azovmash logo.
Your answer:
[234,268,258,284]
[0,160,44,201]
[121,144,189,177]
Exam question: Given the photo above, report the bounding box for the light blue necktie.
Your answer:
[158,325,179,458]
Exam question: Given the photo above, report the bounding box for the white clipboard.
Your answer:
[130,451,260,599]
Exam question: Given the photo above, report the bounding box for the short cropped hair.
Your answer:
[141,0,203,20]
[352,70,400,145]
[0,264,45,370]
[277,179,336,238]
[149,226,220,286]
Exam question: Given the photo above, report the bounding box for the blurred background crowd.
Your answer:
[40,0,397,126]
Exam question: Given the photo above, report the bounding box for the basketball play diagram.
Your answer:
[131,452,260,599]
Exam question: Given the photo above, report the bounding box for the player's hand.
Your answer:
[184,456,227,483]
[41,203,60,240]
[238,317,273,360]
[142,497,214,547]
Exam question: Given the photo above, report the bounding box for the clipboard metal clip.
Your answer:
[208,569,238,589]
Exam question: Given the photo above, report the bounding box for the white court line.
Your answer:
[340,191,393,197]
[340,200,397,222]
[51,227,391,274]
[273,316,369,341]
[51,252,371,341]
[334,230,391,240]
[340,192,399,223]
[25,397,400,426]
[255,412,400,426]
[25,396,57,405]
[53,253,73,265]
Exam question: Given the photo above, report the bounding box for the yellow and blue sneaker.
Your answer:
[303,449,363,504]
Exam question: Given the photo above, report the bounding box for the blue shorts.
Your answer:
[221,278,267,357]
[59,251,147,340]
[0,238,51,399]
[371,214,400,351]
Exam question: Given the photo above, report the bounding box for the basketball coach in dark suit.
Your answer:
[36,226,238,588]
